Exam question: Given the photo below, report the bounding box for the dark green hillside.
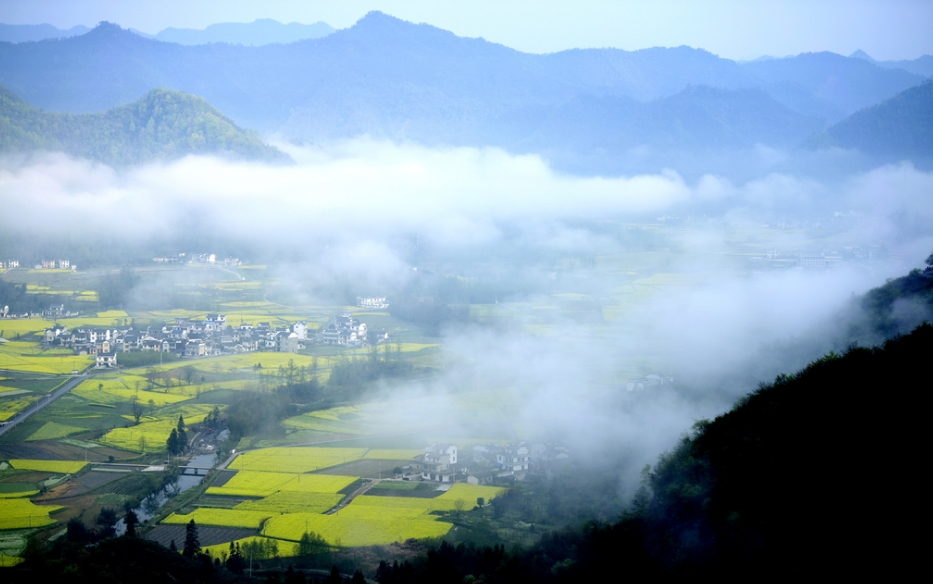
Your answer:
[357,325,931,582]
[806,80,933,157]
[0,85,289,166]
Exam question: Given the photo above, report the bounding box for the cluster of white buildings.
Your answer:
[43,311,387,368]
[409,442,569,484]
[317,313,385,347]
[152,253,242,266]
[750,246,907,270]
[37,259,75,270]
[0,260,20,269]
[43,313,315,366]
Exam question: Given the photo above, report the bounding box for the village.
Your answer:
[41,311,388,369]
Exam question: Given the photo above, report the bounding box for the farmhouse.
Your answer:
[317,314,369,346]
[357,296,390,309]
[421,443,460,482]
[95,352,117,368]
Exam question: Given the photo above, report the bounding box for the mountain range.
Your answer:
[0,12,930,167]
[0,19,333,46]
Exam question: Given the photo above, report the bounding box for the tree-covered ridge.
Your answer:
[361,324,931,582]
[0,85,290,166]
[806,80,933,156]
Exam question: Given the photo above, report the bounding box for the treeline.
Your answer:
[224,355,419,439]
[326,352,415,398]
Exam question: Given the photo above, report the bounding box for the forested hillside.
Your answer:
[0,85,288,166]
[358,323,931,582]
[806,80,933,157]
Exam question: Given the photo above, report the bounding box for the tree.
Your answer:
[476,497,485,507]
[182,519,200,558]
[297,531,328,557]
[351,570,366,584]
[124,509,139,537]
[175,415,188,453]
[226,541,246,574]
[132,398,144,424]
[326,566,342,584]
[167,428,179,456]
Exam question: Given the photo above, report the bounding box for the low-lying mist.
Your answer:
[2,139,931,490]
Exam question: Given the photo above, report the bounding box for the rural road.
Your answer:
[0,372,90,438]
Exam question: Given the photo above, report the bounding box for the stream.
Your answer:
[114,453,218,536]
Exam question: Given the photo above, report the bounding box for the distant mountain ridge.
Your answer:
[139,19,334,46]
[0,85,289,166]
[849,49,933,78]
[0,23,90,43]
[0,12,928,166]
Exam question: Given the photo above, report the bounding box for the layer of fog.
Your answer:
[2,140,931,489]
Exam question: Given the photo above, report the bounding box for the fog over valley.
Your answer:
[0,5,931,581]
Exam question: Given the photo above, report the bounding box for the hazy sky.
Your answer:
[1,0,931,61]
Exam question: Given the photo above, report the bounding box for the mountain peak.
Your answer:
[850,49,876,62]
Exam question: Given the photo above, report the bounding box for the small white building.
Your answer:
[96,352,117,368]
[422,444,458,482]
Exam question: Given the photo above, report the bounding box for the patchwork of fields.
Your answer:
[166,446,505,551]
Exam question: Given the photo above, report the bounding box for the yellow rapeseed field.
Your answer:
[162,509,272,529]
[202,536,297,559]
[0,490,39,498]
[261,512,451,547]
[0,498,62,530]
[362,449,423,461]
[8,459,87,473]
[97,406,211,452]
[229,447,367,473]
[206,471,356,497]
[235,491,343,514]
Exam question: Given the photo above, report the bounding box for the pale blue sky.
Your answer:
[1,0,931,61]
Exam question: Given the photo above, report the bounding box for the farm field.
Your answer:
[96,404,213,452]
[229,447,368,473]
[8,459,87,474]
[0,497,62,530]
[0,341,93,373]
[205,471,357,497]
[162,508,272,529]
[261,511,451,547]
